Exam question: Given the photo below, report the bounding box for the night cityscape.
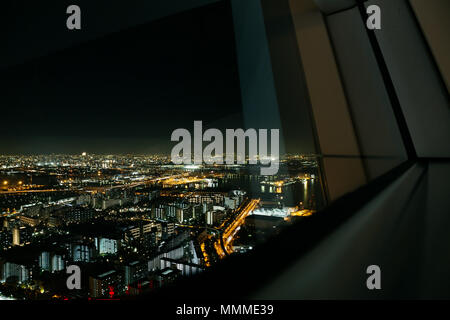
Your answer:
[1,0,450,313]
[0,153,323,299]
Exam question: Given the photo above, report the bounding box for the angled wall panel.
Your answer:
[367,0,450,158]
[289,0,367,201]
[326,8,407,180]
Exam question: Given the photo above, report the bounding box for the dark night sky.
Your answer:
[0,1,243,155]
[0,0,317,156]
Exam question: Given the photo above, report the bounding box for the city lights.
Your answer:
[0,153,320,299]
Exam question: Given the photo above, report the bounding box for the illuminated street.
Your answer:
[213,199,260,258]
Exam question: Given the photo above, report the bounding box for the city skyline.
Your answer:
[0,151,322,299]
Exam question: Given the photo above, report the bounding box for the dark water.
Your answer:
[218,173,325,210]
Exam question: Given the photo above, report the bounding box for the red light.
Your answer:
[108,286,115,299]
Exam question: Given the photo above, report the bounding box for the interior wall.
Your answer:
[366,0,450,158]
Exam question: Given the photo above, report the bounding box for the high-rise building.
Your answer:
[69,242,95,262]
[0,227,12,250]
[2,262,31,283]
[51,254,65,272]
[124,260,148,286]
[12,227,20,246]
[39,251,51,271]
[89,270,123,298]
[95,237,118,255]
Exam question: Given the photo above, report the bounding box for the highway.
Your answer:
[0,189,62,194]
[0,174,189,195]
[214,198,260,258]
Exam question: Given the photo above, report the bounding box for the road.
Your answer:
[0,189,62,194]
[0,174,187,195]
[214,198,260,258]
